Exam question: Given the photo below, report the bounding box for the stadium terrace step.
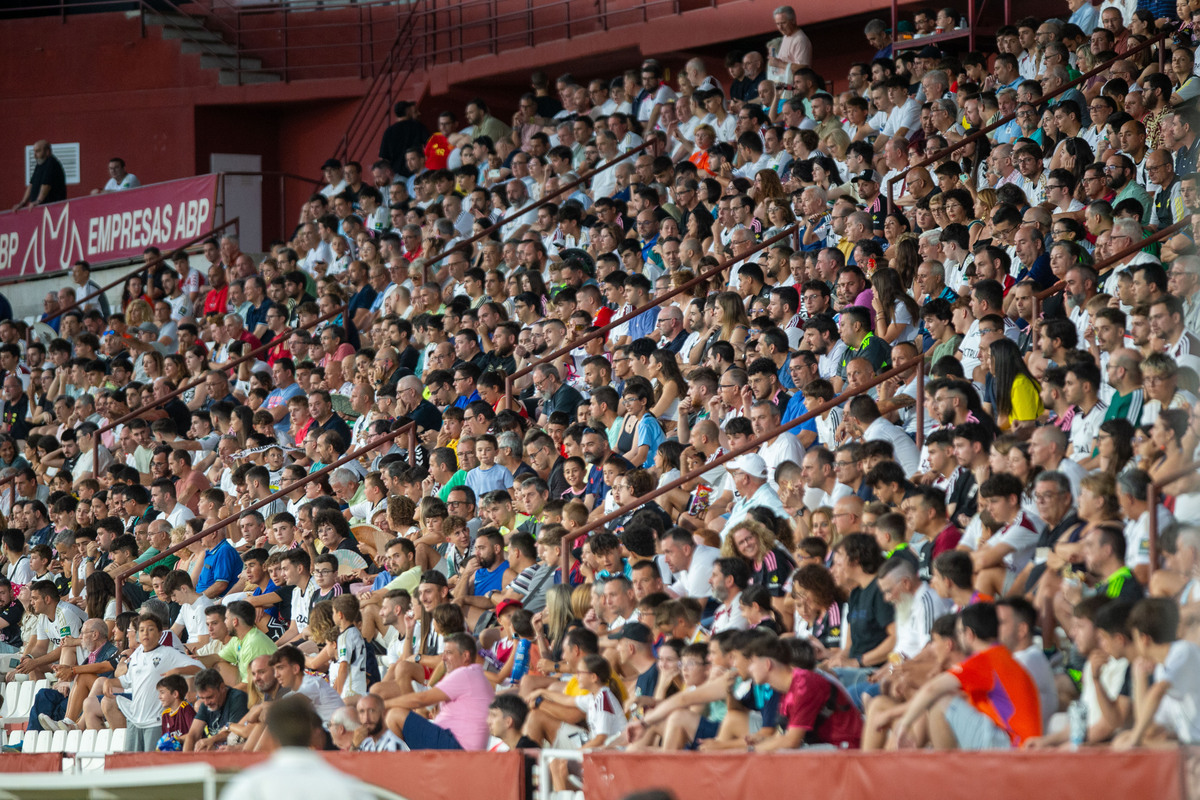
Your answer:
[144,10,283,85]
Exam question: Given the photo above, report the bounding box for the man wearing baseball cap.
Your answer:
[853,170,885,230]
[719,453,789,541]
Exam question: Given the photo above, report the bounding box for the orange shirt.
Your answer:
[950,644,1042,745]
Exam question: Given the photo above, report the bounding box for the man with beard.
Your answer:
[485,321,520,374]
[1105,154,1153,225]
[803,315,847,381]
[969,474,1039,598]
[355,693,408,751]
[452,530,514,631]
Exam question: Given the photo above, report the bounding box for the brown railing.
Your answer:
[885,28,1172,214]
[1148,460,1200,573]
[1029,219,1187,349]
[112,418,418,614]
[502,222,802,405]
[0,300,348,499]
[558,355,925,577]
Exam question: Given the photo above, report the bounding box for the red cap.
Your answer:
[495,599,523,617]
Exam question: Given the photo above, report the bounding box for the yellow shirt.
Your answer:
[1010,374,1043,422]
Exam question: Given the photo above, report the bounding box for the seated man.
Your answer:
[888,603,1042,750]
[5,580,87,682]
[182,667,251,751]
[30,618,117,732]
[383,632,493,750]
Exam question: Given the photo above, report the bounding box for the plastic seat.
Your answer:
[27,730,51,753]
[50,729,67,752]
[64,729,83,754]
[92,728,112,753]
[7,729,24,749]
[0,681,16,717]
[108,729,128,752]
[11,681,37,720]
[77,729,97,754]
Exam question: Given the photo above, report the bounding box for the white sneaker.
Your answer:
[37,713,59,731]
[57,718,78,731]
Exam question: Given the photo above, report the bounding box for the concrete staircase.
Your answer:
[144,11,282,85]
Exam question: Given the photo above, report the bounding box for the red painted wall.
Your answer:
[1,0,1049,246]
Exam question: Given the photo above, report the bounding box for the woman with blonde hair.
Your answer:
[712,291,750,356]
[569,584,593,621]
[721,516,796,600]
[125,298,153,328]
[970,188,998,249]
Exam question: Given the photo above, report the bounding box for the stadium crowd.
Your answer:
[4,1,1200,780]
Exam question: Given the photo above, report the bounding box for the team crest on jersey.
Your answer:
[152,656,162,667]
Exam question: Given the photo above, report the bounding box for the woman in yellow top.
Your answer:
[990,338,1043,433]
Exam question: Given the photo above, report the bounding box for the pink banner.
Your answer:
[0,174,219,278]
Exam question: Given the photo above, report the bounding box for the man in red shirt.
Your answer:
[202,264,229,317]
[744,634,862,750]
[892,602,1042,749]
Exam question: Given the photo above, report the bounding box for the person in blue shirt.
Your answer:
[197,529,243,599]
[623,275,660,341]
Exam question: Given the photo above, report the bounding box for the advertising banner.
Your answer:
[0,174,219,278]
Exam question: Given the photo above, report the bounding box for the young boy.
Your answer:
[332,594,370,700]
[311,553,343,605]
[465,435,515,496]
[29,545,69,597]
[796,538,828,567]
[1113,598,1200,748]
[155,674,196,751]
[264,446,286,485]
[487,693,540,752]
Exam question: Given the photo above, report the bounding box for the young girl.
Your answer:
[560,457,587,501]
[530,653,627,751]
[739,585,782,633]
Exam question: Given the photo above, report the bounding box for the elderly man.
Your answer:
[719,454,789,540]
[31,618,117,732]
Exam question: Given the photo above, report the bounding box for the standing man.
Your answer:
[770,6,812,74]
[14,140,67,210]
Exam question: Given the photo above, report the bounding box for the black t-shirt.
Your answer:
[0,599,24,647]
[846,578,894,662]
[29,156,67,205]
[2,394,30,442]
[750,544,796,597]
[535,96,563,119]
[196,687,249,733]
[634,663,659,698]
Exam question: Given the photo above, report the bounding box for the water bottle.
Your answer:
[511,637,532,684]
[1068,700,1087,747]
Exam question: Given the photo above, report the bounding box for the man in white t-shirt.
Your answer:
[271,645,344,724]
[5,581,86,681]
[1114,598,1200,748]
[354,694,409,751]
[878,557,950,659]
[167,570,215,652]
[970,473,1041,597]
[100,157,140,192]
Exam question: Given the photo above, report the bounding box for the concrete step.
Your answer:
[200,54,264,70]
[161,26,223,42]
[180,40,236,56]
[144,12,205,29]
[219,69,283,85]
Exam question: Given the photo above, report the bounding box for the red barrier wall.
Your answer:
[1,753,64,772]
[106,749,527,800]
[583,750,1188,800]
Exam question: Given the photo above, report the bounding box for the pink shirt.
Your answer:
[434,663,494,750]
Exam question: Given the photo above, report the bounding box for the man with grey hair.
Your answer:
[862,18,892,59]
[771,5,812,72]
[495,431,532,479]
[1044,64,1085,111]
[330,467,366,505]
[1169,254,1200,335]
[1028,425,1087,498]
[1103,217,1159,295]
[329,704,362,751]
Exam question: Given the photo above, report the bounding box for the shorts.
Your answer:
[943,696,1014,750]
[1002,569,1021,595]
[688,717,721,749]
[552,723,590,750]
[401,711,463,750]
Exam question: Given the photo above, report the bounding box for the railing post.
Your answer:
[505,375,513,412]
[1148,482,1160,576]
[915,365,925,450]
[408,425,417,466]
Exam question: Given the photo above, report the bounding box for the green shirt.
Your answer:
[218,627,278,683]
[385,565,423,594]
[135,546,179,575]
[437,470,468,502]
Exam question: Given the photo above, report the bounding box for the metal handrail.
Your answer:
[1029,220,1187,350]
[502,222,802,405]
[0,300,348,496]
[1148,459,1200,574]
[112,418,418,614]
[885,28,1173,214]
[558,355,926,578]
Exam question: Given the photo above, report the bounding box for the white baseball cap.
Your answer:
[725,453,768,479]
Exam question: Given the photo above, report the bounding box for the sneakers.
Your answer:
[37,714,77,732]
